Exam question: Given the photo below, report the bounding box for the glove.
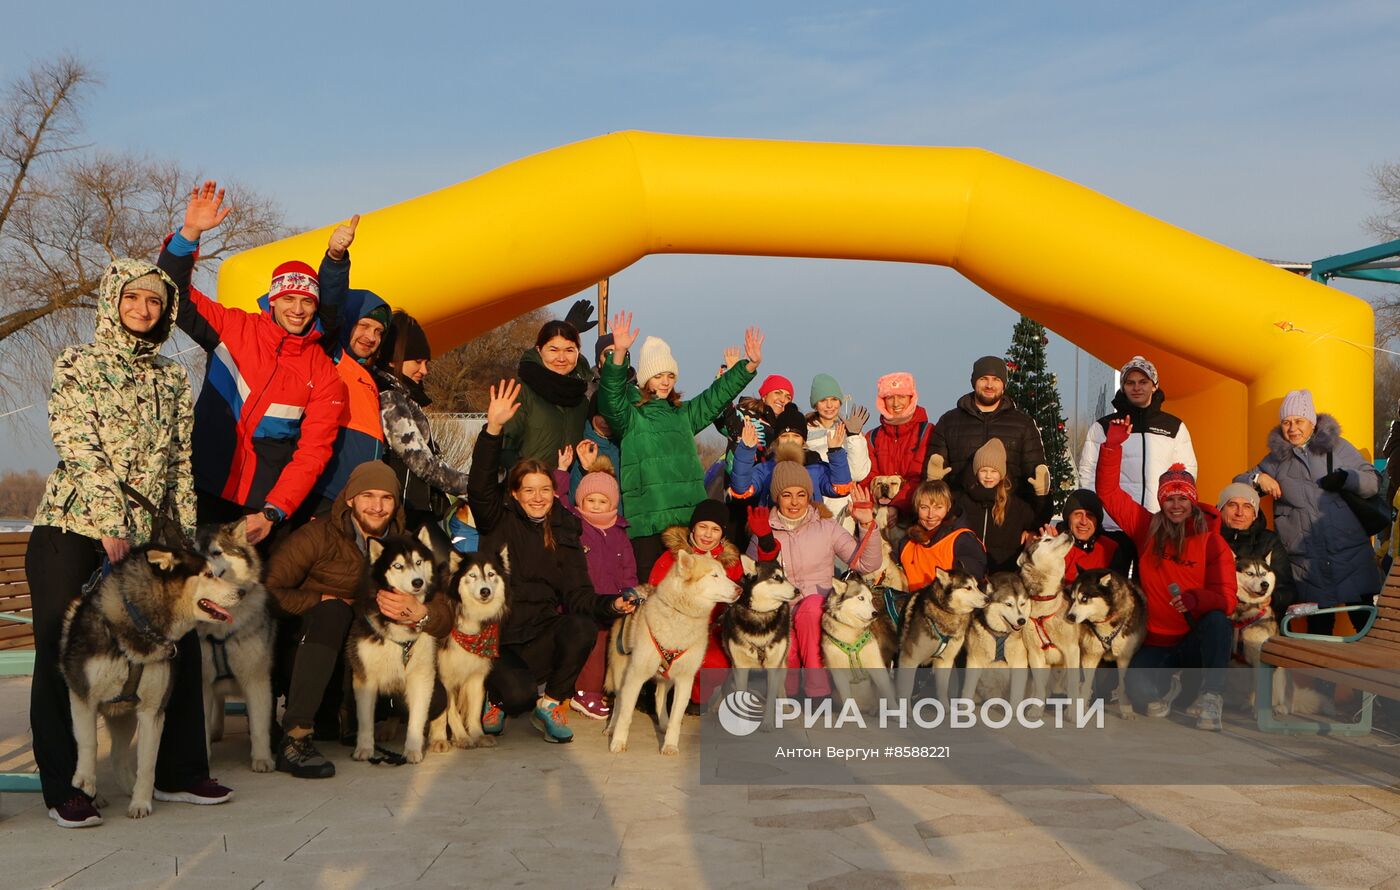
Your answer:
[1104,420,1131,447]
[925,453,951,481]
[746,505,773,539]
[564,299,598,334]
[843,405,869,435]
[1028,464,1051,497]
[1317,469,1347,492]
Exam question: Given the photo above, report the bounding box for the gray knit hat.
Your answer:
[971,355,1007,386]
[1216,482,1260,512]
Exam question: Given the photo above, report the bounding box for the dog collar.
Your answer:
[120,595,177,660]
[451,623,500,659]
[1232,598,1272,631]
[1031,591,1061,602]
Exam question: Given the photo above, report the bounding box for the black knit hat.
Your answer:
[771,403,808,440]
[689,499,728,531]
[971,355,1008,386]
[1061,489,1104,529]
[382,311,431,363]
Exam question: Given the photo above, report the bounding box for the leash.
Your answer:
[367,744,408,766]
[823,627,874,682]
[451,623,500,659]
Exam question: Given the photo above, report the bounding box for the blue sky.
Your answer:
[3,1,1398,471]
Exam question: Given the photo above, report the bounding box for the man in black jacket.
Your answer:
[932,356,1051,520]
[1216,483,1296,618]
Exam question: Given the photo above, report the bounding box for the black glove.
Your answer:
[1317,469,1347,492]
[564,299,597,334]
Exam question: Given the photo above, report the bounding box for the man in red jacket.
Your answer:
[159,182,347,545]
[1096,418,1235,731]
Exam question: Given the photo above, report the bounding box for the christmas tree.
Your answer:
[1004,316,1075,510]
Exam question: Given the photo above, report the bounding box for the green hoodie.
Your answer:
[33,258,196,543]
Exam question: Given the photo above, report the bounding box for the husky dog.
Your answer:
[196,519,275,772]
[963,572,1032,705]
[895,568,988,702]
[822,576,899,713]
[1065,570,1147,719]
[1017,532,1083,712]
[61,545,244,818]
[1232,554,1288,714]
[722,557,799,722]
[608,551,740,755]
[429,547,509,752]
[348,528,440,764]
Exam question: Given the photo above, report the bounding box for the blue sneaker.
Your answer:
[482,701,505,736]
[530,696,574,744]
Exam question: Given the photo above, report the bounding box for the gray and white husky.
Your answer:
[1018,532,1084,713]
[348,528,440,764]
[962,572,1031,705]
[197,518,275,772]
[1232,554,1290,714]
[722,556,799,724]
[895,568,988,702]
[429,547,509,752]
[822,576,898,713]
[61,545,244,818]
[1065,569,1147,719]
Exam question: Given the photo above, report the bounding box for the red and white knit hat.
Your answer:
[268,261,319,303]
[1157,463,1197,505]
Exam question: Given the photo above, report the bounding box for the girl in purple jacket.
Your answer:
[555,441,637,720]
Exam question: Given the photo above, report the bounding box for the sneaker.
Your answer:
[276,733,336,779]
[482,701,505,736]
[47,795,102,829]
[1146,674,1183,718]
[1195,692,1223,731]
[154,778,233,805]
[571,691,610,721]
[530,696,574,743]
[1183,696,1203,718]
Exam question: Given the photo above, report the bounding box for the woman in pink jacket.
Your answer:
[746,461,880,697]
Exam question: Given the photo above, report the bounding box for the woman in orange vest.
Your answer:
[899,480,987,588]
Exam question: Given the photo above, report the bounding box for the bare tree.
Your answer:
[1364,162,1400,341]
[0,57,288,410]
[424,307,557,412]
[0,469,46,518]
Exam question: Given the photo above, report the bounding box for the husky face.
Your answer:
[983,572,1030,630]
[829,577,881,626]
[368,526,438,604]
[447,546,509,624]
[1066,570,1123,625]
[141,547,243,626]
[743,560,799,612]
[1235,555,1275,607]
[871,475,903,505]
[197,518,262,593]
[933,567,989,613]
[1019,531,1073,572]
[671,550,741,606]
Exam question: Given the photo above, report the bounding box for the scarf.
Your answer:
[581,507,619,530]
[451,623,500,659]
[518,355,587,408]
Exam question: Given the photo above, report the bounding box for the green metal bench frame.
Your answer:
[1255,604,1380,736]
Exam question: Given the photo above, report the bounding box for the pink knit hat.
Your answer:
[876,372,918,421]
[575,471,619,509]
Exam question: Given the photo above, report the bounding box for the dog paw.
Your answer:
[660,744,679,756]
[609,738,628,754]
[72,773,97,799]
[1117,706,1136,720]
[127,800,152,819]
[472,735,497,749]
[251,757,275,773]
[353,746,374,762]
[405,747,424,764]
[452,736,472,749]
[429,740,452,754]
[1273,704,1289,719]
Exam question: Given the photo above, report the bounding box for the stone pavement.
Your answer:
[2,675,1400,889]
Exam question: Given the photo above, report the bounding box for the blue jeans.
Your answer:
[1125,610,1232,713]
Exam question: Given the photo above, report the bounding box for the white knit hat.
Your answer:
[636,336,679,385]
[1119,355,1158,386]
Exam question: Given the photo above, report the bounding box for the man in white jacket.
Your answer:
[1078,356,1198,545]
[805,373,872,519]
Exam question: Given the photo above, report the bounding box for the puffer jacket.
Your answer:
[1236,414,1381,606]
[1078,389,1197,532]
[746,506,881,598]
[598,358,755,538]
[727,443,852,506]
[1220,514,1298,617]
[933,394,1047,511]
[955,485,1037,575]
[806,421,871,517]
[502,348,591,468]
[649,525,743,585]
[468,430,621,644]
[373,367,470,518]
[35,259,196,543]
[863,407,940,519]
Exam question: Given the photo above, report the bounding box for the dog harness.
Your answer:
[878,586,907,629]
[1231,599,1271,664]
[823,628,874,682]
[1028,614,1058,652]
[922,615,953,661]
[451,623,500,659]
[205,636,235,682]
[977,615,1014,664]
[1232,599,1272,631]
[391,638,416,666]
[648,625,688,679]
[103,591,177,705]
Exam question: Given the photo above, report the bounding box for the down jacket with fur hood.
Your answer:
[648,525,743,585]
[1236,414,1381,607]
[34,258,196,544]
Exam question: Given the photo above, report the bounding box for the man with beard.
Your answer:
[932,356,1051,520]
[726,404,853,506]
[264,460,452,778]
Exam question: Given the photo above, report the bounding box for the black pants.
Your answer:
[488,614,597,715]
[631,533,669,582]
[1125,610,1232,711]
[281,599,354,732]
[27,526,210,808]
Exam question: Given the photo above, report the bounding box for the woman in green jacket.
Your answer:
[501,319,592,468]
[597,310,764,575]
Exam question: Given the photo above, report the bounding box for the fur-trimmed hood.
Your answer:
[1268,413,1341,459]
[660,524,740,567]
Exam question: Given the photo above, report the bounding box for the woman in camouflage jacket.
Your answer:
[26,257,224,828]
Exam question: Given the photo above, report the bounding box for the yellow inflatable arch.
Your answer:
[218,131,1373,498]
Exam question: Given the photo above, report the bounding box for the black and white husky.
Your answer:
[821,576,898,713]
[1232,555,1289,714]
[962,572,1032,705]
[61,545,244,818]
[895,568,988,702]
[429,547,509,752]
[348,528,440,764]
[721,556,798,720]
[197,518,275,772]
[1065,569,1147,719]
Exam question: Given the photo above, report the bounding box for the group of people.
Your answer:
[25,180,1385,830]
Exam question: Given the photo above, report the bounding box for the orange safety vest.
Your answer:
[902,527,976,590]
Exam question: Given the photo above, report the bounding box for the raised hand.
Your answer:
[828,422,847,449]
[849,483,875,527]
[722,347,742,372]
[180,180,230,240]
[1028,464,1051,497]
[1105,417,1133,447]
[565,299,597,334]
[740,418,759,449]
[746,505,773,539]
[609,311,639,362]
[743,326,764,369]
[557,444,574,472]
[327,214,359,260]
[485,379,522,434]
[925,453,951,481]
[576,438,599,470]
[843,404,869,435]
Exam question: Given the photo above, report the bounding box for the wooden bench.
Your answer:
[1256,561,1400,735]
[0,530,38,792]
